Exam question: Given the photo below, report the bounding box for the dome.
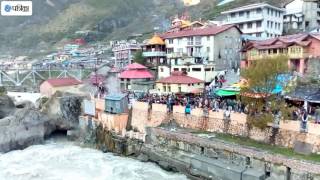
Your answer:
[147,34,165,45]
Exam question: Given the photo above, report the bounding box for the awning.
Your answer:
[215,89,239,97]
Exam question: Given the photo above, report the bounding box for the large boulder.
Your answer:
[0,92,85,153]
[0,95,15,119]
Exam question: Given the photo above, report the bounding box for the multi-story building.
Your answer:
[160,24,242,84]
[142,34,167,68]
[241,33,320,75]
[221,3,285,39]
[112,41,141,68]
[284,0,320,33]
[163,24,242,68]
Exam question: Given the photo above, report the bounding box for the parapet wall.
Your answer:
[131,102,320,153]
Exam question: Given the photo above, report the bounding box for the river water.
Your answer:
[0,139,187,180]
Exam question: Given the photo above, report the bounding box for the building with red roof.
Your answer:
[119,63,155,92]
[157,23,242,84]
[156,71,204,94]
[40,78,83,97]
[241,33,320,75]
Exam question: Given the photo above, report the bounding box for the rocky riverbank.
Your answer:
[0,92,84,153]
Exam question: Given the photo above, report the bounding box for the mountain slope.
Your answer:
[0,0,290,55]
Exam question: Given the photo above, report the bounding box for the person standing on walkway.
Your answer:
[300,109,308,133]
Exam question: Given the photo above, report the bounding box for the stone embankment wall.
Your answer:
[131,102,320,153]
[141,128,320,180]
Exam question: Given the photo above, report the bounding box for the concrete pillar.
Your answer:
[299,59,305,74]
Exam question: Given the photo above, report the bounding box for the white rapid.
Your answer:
[0,140,187,180]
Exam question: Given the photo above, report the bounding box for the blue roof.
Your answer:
[105,94,126,101]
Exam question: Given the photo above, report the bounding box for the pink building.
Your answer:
[241,33,320,75]
[40,78,83,97]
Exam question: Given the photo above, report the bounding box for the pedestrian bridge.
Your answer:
[0,61,108,87]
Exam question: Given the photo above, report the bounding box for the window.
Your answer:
[267,8,270,15]
[207,36,210,41]
[270,22,273,28]
[231,13,236,18]
[168,39,173,44]
[239,11,244,17]
[239,24,244,29]
[306,21,310,28]
[163,86,166,92]
[207,47,210,53]
[192,68,201,72]
[246,11,250,18]
[273,49,277,54]
[256,33,261,37]
[256,21,262,28]
[160,68,164,72]
[173,68,179,71]
[168,86,171,92]
[267,21,270,28]
[271,9,273,16]
[181,68,187,72]
[178,86,181,92]
[247,22,252,29]
[256,8,262,14]
[205,68,211,71]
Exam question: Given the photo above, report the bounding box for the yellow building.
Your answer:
[156,72,204,94]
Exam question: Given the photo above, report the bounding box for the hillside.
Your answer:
[0,0,290,56]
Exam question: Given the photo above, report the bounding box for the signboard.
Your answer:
[84,100,96,116]
[1,1,33,16]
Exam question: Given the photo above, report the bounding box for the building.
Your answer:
[221,3,285,39]
[40,78,83,97]
[142,34,167,67]
[284,0,320,33]
[119,63,154,92]
[241,33,320,75]
[112,41,141,68]
[158,64,216,83]
[156,71,204,94]
[159,23,241,83]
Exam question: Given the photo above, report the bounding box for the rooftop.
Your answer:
[157,71,204,84]
[161,24,238,39]
[221,3,285,14]
[147,34,165,45]
[45,78,82,87]
[120,63,154,79]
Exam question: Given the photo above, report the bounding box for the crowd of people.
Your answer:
[134,92,320,133]
[137,93,246,113]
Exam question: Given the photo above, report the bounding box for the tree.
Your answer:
[240,56,290,130]
[133,50,145,65]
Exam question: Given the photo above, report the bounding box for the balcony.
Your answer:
[167,52,184,58]
[143,51,166,57]
[223,14,264,24]
[193,52,208,58]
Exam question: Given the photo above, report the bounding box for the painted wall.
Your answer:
[155,82,204,94]
[131,102,320,153]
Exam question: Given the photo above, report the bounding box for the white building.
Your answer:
[221,3,285,39]
[112,42,141,69]
[284,0,320,33]
[160,24,242,83]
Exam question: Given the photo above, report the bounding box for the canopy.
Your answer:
[215,89,239,97]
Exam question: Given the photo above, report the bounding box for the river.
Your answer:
[0,138,187,180]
